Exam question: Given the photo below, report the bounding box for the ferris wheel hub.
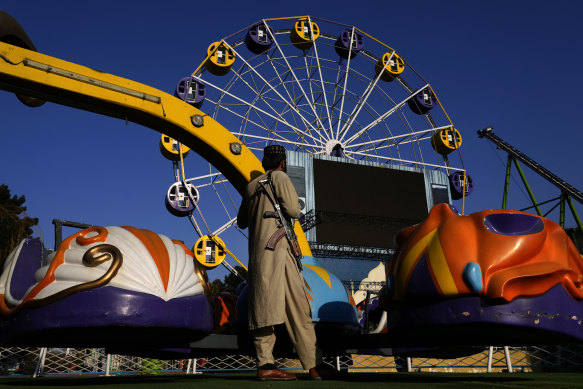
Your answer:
[325,140,346,157]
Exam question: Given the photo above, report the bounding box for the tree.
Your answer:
[208,265,248,295]
[0,184,38,262]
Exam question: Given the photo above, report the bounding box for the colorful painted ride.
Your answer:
[0,227,213,347]
[383,204,583,345]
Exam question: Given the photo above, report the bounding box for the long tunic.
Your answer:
[237,169,306,330]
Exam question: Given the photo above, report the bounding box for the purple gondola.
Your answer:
[408,87,436,115]
[175,77,206,108]
[449,171,474,200]
[335,29,364,59]
[245,23,273,54]
[165,181,199,217]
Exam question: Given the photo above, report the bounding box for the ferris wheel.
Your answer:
[161,16,469,272]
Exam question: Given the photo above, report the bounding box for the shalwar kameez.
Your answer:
[237,169,320,370]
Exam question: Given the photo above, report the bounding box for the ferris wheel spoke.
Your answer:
[238,83,269,136]
[410,142,425,167]
[190,178,229,189]
[238,64,265,95]
[224,41,325,140]
[261,105,322,150]
[342,84,429,146]
[328,64,349,133]
[280,106,316,147]
[338,107,390,156]
[307,75,332,139]
[206,99,288,145]
[344,146,449,170]
[400,114,424,162]
[212,182,237,224]
[337,70,383,144]
[265,50,296,102]
[347,124,450,151]
[332,53,348,109]
[219,170,246,212]
[306,72,335,139]
[213,102,317,150]
[330,61,344,110]
[264,20,329,139]
[334,27,357,140]
[188,215,204,239]
[211,217,238,237]
[195,76,323,146]
[185,171,223,184]
[344,138,398,157]
[231,132,320,151]
[304,17,334,136]
[214,68,241,106]
[263,49,328,147]
[338,51,397,144]
[227,65,297,130]
[302,56,324,134]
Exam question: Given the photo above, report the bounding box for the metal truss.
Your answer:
[308,241,394,259]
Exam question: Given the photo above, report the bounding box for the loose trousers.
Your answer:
[253,253,321,370]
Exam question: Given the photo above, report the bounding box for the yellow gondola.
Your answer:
[431,127,462,155]
[375,52,405,82]
[194,235,227,268]
[290,18,320,50]
[205,41,235,76]
[159,134,190,161]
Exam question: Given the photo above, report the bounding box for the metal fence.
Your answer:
[1,345,583,377]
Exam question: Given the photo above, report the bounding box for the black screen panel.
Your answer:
[313,159,428,249]
[431,184,450,206]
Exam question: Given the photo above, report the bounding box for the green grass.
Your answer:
[1,372,583,389]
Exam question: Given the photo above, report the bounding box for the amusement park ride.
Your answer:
[1,10,583,361]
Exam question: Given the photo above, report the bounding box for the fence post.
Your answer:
[487,346,494,373]
[33,348,47,378]
[503,346,513,373]
[105,354,111,376]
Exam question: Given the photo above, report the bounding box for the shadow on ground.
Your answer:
[0,372,580,388]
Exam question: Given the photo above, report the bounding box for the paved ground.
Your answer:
[1,372,583,388]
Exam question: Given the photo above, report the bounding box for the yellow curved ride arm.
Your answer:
[0,42,313,256]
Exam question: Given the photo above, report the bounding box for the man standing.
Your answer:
[237,145,334,381]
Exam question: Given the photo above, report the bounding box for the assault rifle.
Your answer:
[258,171,303,270]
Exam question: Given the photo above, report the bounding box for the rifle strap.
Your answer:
[266,170,276,202]
[263,171,282,218]
[259,171,275,207]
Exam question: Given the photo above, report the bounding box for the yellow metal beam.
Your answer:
[0,42,256,191]
[0,42,313,256]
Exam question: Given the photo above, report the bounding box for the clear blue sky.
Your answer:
[1,1,582,281]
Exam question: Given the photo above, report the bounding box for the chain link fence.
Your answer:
[1,345,582,377]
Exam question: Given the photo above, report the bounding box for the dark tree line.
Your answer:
[0,184,38,262]
[209,265,247,295]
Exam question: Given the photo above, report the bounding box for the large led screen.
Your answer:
[313,159,428,249]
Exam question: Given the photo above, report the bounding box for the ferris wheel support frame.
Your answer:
[0,41,313,256]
